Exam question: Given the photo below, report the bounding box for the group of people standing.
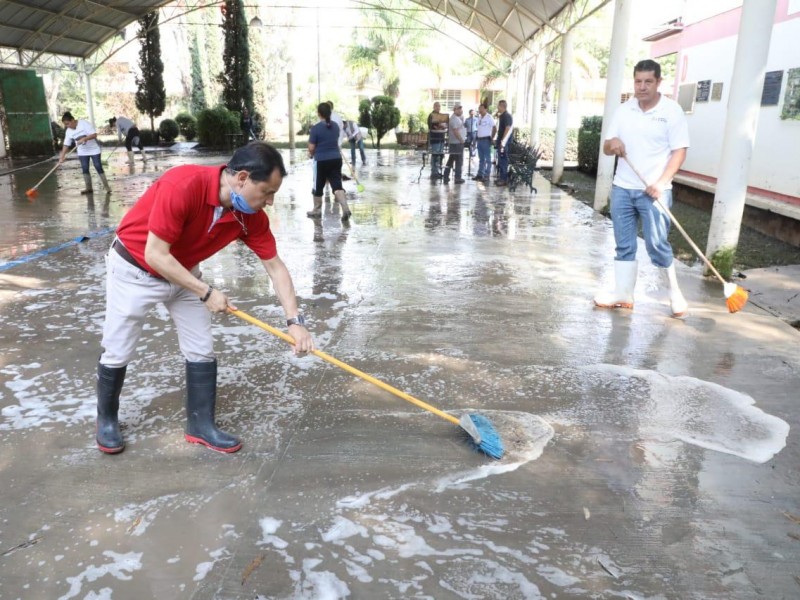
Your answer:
[427,99,514,187]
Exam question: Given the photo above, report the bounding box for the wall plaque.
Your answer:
[695,79,711,102]
[761,70,783,106]
[711,82,723,101]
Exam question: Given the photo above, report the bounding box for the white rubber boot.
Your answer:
[594,260,637,309]
[126,150,135,163]
[99,173,112,194]
[660,263,688,317]
[80,173,94,195]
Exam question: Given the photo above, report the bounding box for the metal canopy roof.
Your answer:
[0,0,577,71]
[410,0,572,57]
[0,1,166,62]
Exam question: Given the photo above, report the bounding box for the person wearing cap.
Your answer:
[108,115,147,163]
[443,104,466,184]
[58,111,112,194]
[94,141,314,456]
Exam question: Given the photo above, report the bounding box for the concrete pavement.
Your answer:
[0,147,798,599]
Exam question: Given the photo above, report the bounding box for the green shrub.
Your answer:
[577,115,603,175]
[196,106,240,147]
[175,112,198,141]
[138,128,159,145]
[158,118,180,143]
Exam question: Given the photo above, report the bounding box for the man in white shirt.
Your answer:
[473,103,496,182]
[343,120,367,166]
[594,59,690,317]
[58,111,112,194]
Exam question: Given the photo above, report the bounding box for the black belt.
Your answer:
[477,136,492,140]
[113,239,152,274]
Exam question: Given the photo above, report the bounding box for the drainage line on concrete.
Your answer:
[0,226,116,273]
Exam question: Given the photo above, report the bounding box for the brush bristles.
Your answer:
[466,414,505,459]
[26,189,38,198]
[726,286,748,313]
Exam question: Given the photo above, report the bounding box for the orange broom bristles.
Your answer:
[25,188,39,198]
[725,286,749,313]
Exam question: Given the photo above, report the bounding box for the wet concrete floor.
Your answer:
[0,148,798,599]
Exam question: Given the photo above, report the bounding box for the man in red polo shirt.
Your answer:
[96,142,314,454]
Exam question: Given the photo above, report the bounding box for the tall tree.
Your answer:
[218,0,253,113]
[135,11,166,131]
[189,31,207,114]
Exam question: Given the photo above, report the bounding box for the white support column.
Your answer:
[593,0,634,211]
[287,72,295,149]
[552,29,573,184]
[529,51,545,147]
[82,59,95,126]
[0,118,6,158]
[706,0,778,261]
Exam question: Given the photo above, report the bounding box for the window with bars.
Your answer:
[432,90,462,112]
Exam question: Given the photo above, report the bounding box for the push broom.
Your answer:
[102,144,121,165]
[25,145,76,198]
[624,156,749,313]
[229,309,504,459]
[340,148,365,193]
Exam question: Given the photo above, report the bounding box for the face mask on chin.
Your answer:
[227,172,258,214]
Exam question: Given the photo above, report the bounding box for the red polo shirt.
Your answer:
[116,165,277,277]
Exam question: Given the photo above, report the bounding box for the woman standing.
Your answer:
[58,111,112,194]
[307,103,351,221]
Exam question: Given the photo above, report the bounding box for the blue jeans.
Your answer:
[496,144,509,181]
[477,138,492,177]
[79,153,104,175]
[349,138,366,165]
[610,185,675,267]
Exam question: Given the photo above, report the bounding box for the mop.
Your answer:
[229,309,504,459]
[624,156,749,313]
[25,146,76,198]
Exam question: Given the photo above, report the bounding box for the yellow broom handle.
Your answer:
[622,156,727,285]
[229,309,461,426]
[339,148,360,185]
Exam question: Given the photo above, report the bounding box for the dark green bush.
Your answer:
[158,118,180,143]
[138,128,159,145]
[196,106,240,147]
[577,115,603,175]
[175,112,198,141]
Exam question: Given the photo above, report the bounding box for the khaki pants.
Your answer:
[100,247,214,368]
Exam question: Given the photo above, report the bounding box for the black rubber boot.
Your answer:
[96,363,126,454]
[184,360,242,453]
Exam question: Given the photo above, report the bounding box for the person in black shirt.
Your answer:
[494,100,514,186]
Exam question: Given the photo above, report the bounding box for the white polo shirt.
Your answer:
[476,113,495,138]
[606,95,689,190]
[64,119,101,156]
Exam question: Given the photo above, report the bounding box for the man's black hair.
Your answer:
[108,117,117,126]
[634,59,661,79]
[228,141,287,181]
[61,111,74,122]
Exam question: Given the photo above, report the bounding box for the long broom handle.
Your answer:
[622,156,728,286]
[229,309,461,426]
[339,147,361,185]
[30,146,76,190]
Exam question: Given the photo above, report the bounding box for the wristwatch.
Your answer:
[286,314,306,327]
